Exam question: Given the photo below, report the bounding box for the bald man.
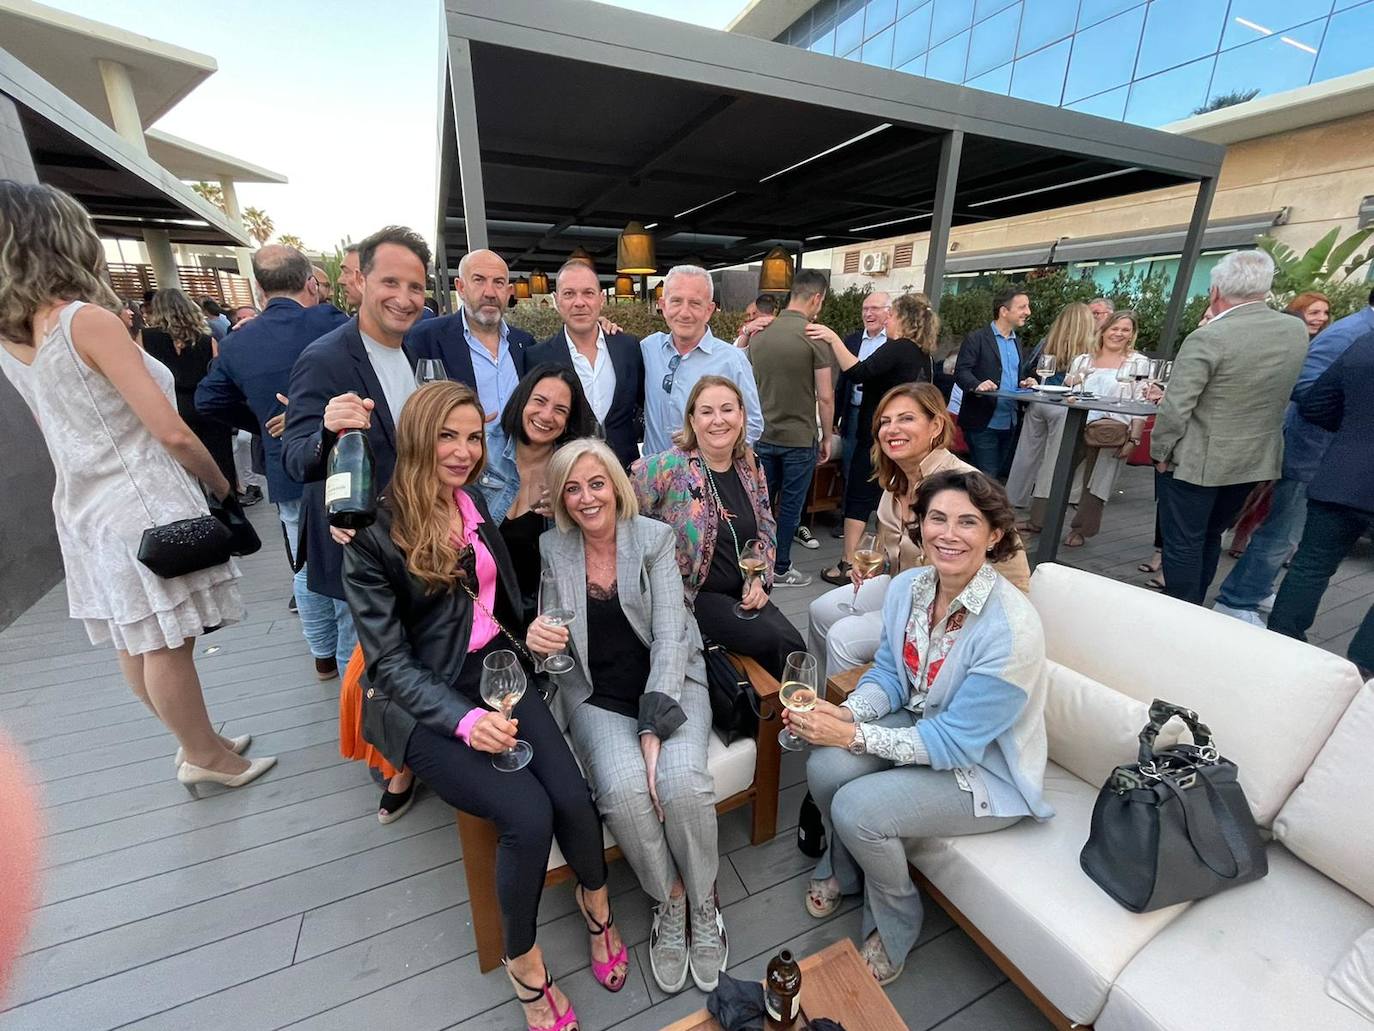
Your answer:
[405,248,535,441]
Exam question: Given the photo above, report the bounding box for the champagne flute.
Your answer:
[735,538,766,621]
[1035,353,1056,387]
[414,358,449,386]
[480,650,532,772]
[538,568,575,674]
[839,530,882,615]
[779,651,819,752]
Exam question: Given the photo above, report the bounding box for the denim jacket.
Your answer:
[474,433,520,524]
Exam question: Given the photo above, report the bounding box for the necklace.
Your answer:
[703,461,743,565]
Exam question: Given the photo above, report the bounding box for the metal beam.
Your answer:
[1158,176,1216,357]
[448,37,488,251]
[923,129,963,307]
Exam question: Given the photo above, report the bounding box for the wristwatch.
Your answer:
[847,722,867,756]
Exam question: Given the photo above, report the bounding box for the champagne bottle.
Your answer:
[796,791,827,858]
[764,949,802,1029]
[325,428,376,528]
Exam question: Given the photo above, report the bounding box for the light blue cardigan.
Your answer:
[848,565,1054,821]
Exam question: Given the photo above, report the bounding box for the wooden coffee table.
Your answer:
[661,937,906,1031]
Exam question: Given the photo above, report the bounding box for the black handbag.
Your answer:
[1080,699,1267,913]
[702,636,761,744]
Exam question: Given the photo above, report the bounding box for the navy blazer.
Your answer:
[194,298,347,503]
[525,328,645,469]
[1300,327,1374,515]
[404,312,533,409]
[281,318,412,599]
[953,324,1034,431]
[835,328,866,433]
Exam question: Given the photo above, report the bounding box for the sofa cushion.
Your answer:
[546,731,756,871]
[1044,661,1181,786]
[906,762,1190,1025]
[1096,846,1374,1031]
[1029,563,1363,826]
[1273,683,1374,906]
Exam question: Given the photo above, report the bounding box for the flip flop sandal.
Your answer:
[1063,532,1086,548]
[804,879,842,918]
[860,933,905,987]
[820,561,852,587]
[1137,555,1162,573]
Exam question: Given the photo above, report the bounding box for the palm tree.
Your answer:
[192,181,225,211]
[242,207,275,246]
[277,233,307,251]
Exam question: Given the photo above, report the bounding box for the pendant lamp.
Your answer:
[529,268,550,295]
[758,246,795,292]
[567,246,595,268]
[617,221,656,275]
[613,274,635,299]
[513,277,531,300]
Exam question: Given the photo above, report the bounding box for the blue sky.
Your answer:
[38,0,746,254]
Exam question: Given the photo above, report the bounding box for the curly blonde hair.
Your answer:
[0,181,120,343]
[147,288,210,345]
[890,292,940,355]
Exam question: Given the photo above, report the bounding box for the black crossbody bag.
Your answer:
[701,636,761,744]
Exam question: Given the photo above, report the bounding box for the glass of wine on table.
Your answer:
[735,537,767,621]
[480,649,532,772]
[840,529,883,615]
[779,651,819,752]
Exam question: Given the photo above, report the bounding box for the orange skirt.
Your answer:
[338,644,401,779]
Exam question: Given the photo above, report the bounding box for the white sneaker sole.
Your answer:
[651,952,690,995]
[689,915,728,992]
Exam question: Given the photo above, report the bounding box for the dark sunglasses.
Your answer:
[661,353,683,394]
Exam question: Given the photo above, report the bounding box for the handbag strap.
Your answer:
[1161,773,1257,882]
[454,569,537,668]
[1138,699,1214,766]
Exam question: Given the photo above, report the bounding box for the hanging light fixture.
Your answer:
[617,221,656,275]
[613,274,635,299]
[567,246,595,268]
[653,282,664,303]
[514,277,531,299]
[529,268,550,295]
[758,246,795,292]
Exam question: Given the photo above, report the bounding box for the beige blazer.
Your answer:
[1150,302,1308,486]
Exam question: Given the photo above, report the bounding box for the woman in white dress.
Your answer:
[0,181,274,790]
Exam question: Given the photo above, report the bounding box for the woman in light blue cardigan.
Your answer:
[786,469,1052,986]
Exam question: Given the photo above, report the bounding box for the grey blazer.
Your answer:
[538,515,708,736]
[1150,301,1308,487]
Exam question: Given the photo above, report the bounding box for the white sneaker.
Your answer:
[649,893,690,994]
[774,568,813,588]
[1213,602,1265,628]
[688,897,728,992]
[794,526,820,550]
[1257,593,1277,614]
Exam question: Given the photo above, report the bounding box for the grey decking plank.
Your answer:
[930,981,1053,1030]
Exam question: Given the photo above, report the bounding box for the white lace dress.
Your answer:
[0,302,242,654]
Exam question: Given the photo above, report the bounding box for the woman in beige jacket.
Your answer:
[807,383,1030,677]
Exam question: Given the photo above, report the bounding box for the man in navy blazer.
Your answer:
[282,227,432,673]
[196,245,347,674]
[1269,323,1374,674]
[404,249,532,446]
[524,259,644,468]
[953,287,1035,479]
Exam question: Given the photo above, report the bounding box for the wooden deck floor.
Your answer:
[2,468,1366,1028]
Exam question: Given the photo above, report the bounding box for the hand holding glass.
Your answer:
[779,651,819,752]
[480,650,532,771]
[735,538,766,621]
[840,531,882,615]
[538,568,575,674]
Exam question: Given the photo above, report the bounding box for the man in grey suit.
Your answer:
[1151,250,1308,605]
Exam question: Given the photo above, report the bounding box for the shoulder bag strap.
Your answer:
[1161,774,1257,881]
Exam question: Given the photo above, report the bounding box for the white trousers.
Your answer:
[808,575,892,680]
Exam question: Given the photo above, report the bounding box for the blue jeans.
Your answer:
[278,499,357,667]
[755,441,817,575]
[964,426,1015,481]
[1269,499,1374,672]
[1215,478,1308,611]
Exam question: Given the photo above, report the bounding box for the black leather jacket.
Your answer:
[342,488,526,770]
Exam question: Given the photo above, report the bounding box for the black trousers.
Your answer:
[694,589,806,680]
[403,690,606,958]
[1157,472,1256,605]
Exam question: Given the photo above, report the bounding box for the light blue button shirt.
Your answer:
[851,329,887,406]
[462,308,520,448]
[640,329,764,456]
[989,323,1021,431]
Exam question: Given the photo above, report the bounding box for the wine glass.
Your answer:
[1035,353,1056,387]
[839,530,882,615]
[480,650,532,772]
[735,538,766,621]
[1114,361,1136,406]
[1066,354,1092,396]
[1130,355,1152,402]
[415,358,449,386]
[779,651,819,752]
[538,568,575,674]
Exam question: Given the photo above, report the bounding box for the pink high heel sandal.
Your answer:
[505,960,579,1031]
[575,884,629,992]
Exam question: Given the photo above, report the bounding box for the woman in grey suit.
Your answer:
[528,438,726,997]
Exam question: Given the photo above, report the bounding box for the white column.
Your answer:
[96,59,146,154]
[219,178,257,296]
[144,228,182,293]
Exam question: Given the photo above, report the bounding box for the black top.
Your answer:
[585,582,652,719]
[702,462,758,595]
[500,509,545,618]
[847,337,934,446]
[143,329,215,421]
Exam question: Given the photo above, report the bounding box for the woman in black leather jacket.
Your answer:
[342,381,616,1031]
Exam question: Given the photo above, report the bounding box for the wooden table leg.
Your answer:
[1035,405,1087,568]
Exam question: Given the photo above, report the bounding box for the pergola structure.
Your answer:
[437,0,1226,351]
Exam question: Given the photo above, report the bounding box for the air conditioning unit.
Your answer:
[860,249,890,276]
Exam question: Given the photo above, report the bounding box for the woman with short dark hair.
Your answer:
[786,469,1051,986]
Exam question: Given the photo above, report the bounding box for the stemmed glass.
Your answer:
[778,651,819,752]
[1035,353,1057,387]
[735,538,766,621]
[1113,361,1136,406]
[840,529,882,615]
[1150,359,1172,393]
[480,650,532,772]
[1066,354,1093,396]
[415,358,449,386]
[538,568,575,674]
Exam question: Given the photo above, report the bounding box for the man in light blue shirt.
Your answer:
[641,265,763,455]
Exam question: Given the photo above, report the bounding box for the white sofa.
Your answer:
[907,563,1372,1029]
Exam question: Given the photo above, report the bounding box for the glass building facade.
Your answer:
[776,0,1374,127]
